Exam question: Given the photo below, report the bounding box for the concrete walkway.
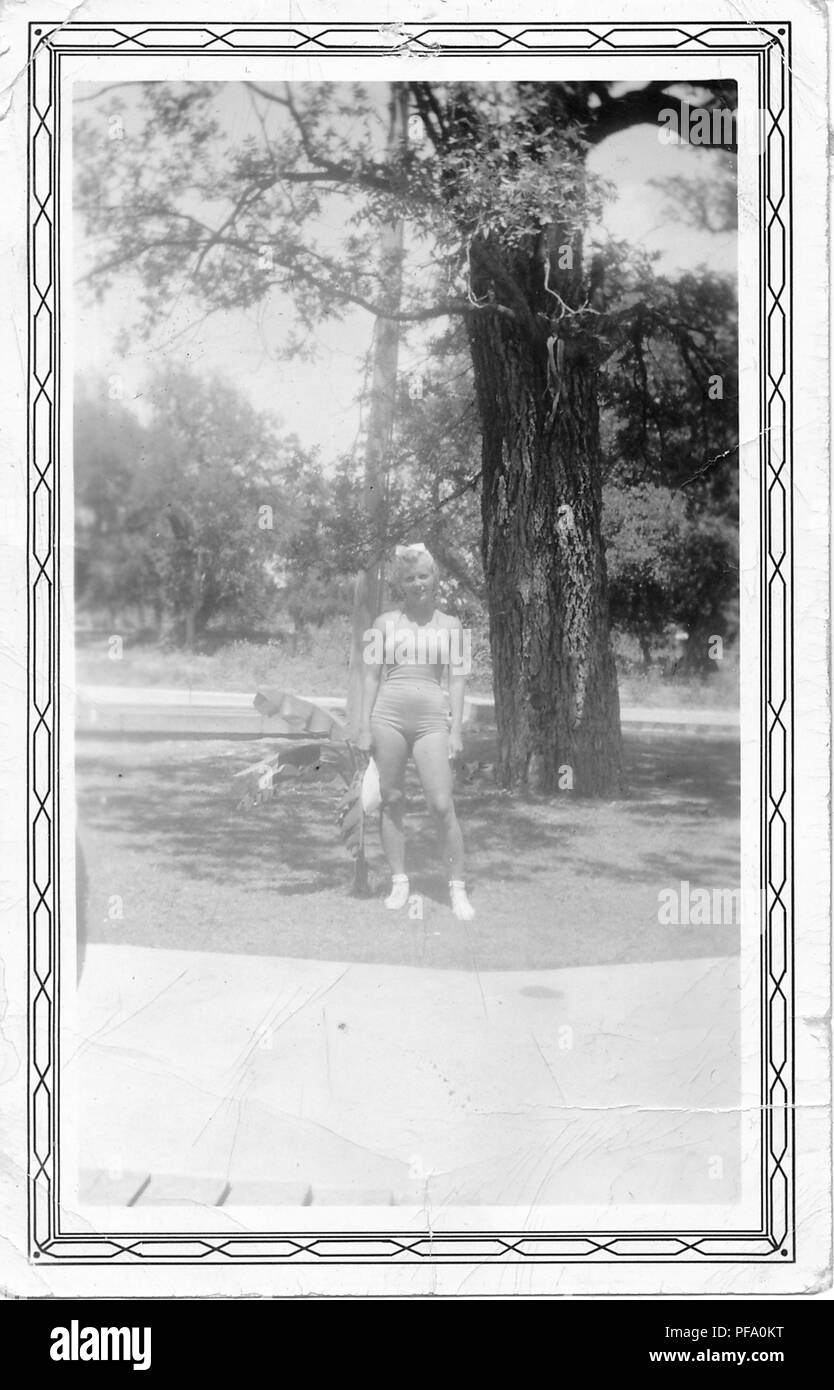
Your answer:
[76,684,740,738]
[69,943,741,1216]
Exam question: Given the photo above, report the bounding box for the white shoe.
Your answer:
[449,880,475,921]
[384,875,410,910]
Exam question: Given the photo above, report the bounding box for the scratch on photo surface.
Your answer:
[531,1031,566,1107]
[91,968,189,1045]
[0,1,92,119]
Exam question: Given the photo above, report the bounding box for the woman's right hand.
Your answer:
[356,727,373,753]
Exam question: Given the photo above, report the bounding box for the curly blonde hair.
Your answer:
[391,543,438,591]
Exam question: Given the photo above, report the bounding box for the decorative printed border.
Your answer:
[27,19,793,1264]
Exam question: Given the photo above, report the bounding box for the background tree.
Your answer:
[75,365,314,644]
[598,197,738,671]
[74,382,159,627]
[75,77,737,789]
[344,83,408,737]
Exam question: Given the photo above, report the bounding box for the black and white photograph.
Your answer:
[70,64,750,1220]
[0,0,830,1301]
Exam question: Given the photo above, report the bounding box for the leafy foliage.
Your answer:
[74,78,739,671]
[75,367,315,642]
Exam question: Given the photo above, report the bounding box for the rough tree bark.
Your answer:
[438,80,735,795]
[466,227,623,795]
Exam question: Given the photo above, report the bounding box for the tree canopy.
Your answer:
[74,77,739,788]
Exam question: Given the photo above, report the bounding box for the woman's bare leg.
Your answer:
[370,718,409,877]
[412,731,465,881]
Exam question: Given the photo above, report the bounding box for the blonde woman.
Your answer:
[357,545,475,921]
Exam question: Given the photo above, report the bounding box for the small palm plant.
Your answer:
[232,688,372,894]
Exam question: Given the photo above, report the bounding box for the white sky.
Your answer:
[72,83,737,457]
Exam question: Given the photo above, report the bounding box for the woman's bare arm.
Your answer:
[446,616,467,756]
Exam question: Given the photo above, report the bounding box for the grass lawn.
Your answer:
[76,730,740,973]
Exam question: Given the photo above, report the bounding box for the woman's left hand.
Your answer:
[448,730,464,760]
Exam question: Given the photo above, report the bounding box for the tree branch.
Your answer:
[244,81,396,193]
[469,237,537,335]
[74,215,516,327]
[373,470,483,570]
[591,297,728,365]
[588,81,737,152]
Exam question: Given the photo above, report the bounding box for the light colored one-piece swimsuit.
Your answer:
[370,611,451,749]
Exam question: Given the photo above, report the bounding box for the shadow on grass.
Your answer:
[623,733,739,818]
[75,732,741,970]
[77,746,580,892]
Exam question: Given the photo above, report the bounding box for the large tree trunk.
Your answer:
[466,232,623,795]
